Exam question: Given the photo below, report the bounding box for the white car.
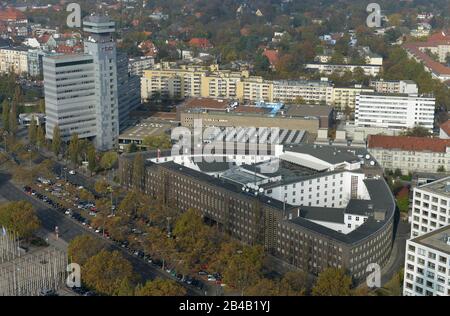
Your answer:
[69,170,76,175]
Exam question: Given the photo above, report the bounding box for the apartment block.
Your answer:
[404,224,450,296]
[369,80,419,95]
[355,93,435,131]
[410,177,450,238]
[332,85,374,110]
[0,47,28,75]
[305,63,382,76]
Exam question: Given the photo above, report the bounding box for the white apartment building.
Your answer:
[355,93,435,131]
[403,224,450,296]
[411,177,450,238]
[272,79,333,104]
[0,47,28,75]
[128,56,154,77]
[369,80,419,95]
[305,63,382,76]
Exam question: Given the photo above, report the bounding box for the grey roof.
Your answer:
[285,144,366,165]
[299,207,345,224]
[196,161,234,173]
[288,178,396,245]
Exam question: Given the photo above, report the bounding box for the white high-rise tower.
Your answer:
[83,15,119,151]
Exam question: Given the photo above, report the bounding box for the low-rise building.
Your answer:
[368,135,450,174]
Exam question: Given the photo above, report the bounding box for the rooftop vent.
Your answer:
[374,210,386,221]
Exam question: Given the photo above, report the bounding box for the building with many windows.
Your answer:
[403,224,450,296]
[119,144,395,282]
[355,93,435,131]
[367,135,450,175]
[0,47,28,75]
[369,80,419,95]
[410,177,450,238]
[44,15,120,151]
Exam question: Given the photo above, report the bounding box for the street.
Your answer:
[0,172,204,296]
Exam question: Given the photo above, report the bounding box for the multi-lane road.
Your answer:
[0,172,205,296]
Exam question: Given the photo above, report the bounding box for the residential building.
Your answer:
[404,31,450,82]
[440,121,450,139]
[0,47,28,75]
[305,63,382,76]
[332,85,374,110]
[355,93,435,131]
[404,224,450,296]
[410,177,450,238]
[369,80,419,95]
[367,135,450,174]
[128,56,155,77]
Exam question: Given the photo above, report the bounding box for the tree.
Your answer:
[245,278,279,296]
[312,268,352,296]
[221,244,265,296]
[36,125,45,149]
[279,271,309,295]
[142,135,172,150]
[132,153,144,190]
[135,278,186,296]
[52,125,62,156]
[87,146,97,174]
[401,126,431,137]
[83,250,137,296]
[68,133,80,165]
[28,117,37,144]
[37,99,45,113]
[8,103,17,134]
[2,100,9,131]
[0,201,40,239]
[437,165,446,173]
[100,151,118,170]
[94,179,110,195]
[67,235,105,266]
[128,143,138,153]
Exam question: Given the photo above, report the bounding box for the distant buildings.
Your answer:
[0,47,28,75]
[369,80,419,95]
[304,63,382,77]
[404,31,450,82]
[404,224,450,296]
[177,98,332,135]
[355,93,435,131]
[368,135,450,174]
[128,56,155,77]
[141,63,374,107]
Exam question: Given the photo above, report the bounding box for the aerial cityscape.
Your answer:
[0,0,449,302]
